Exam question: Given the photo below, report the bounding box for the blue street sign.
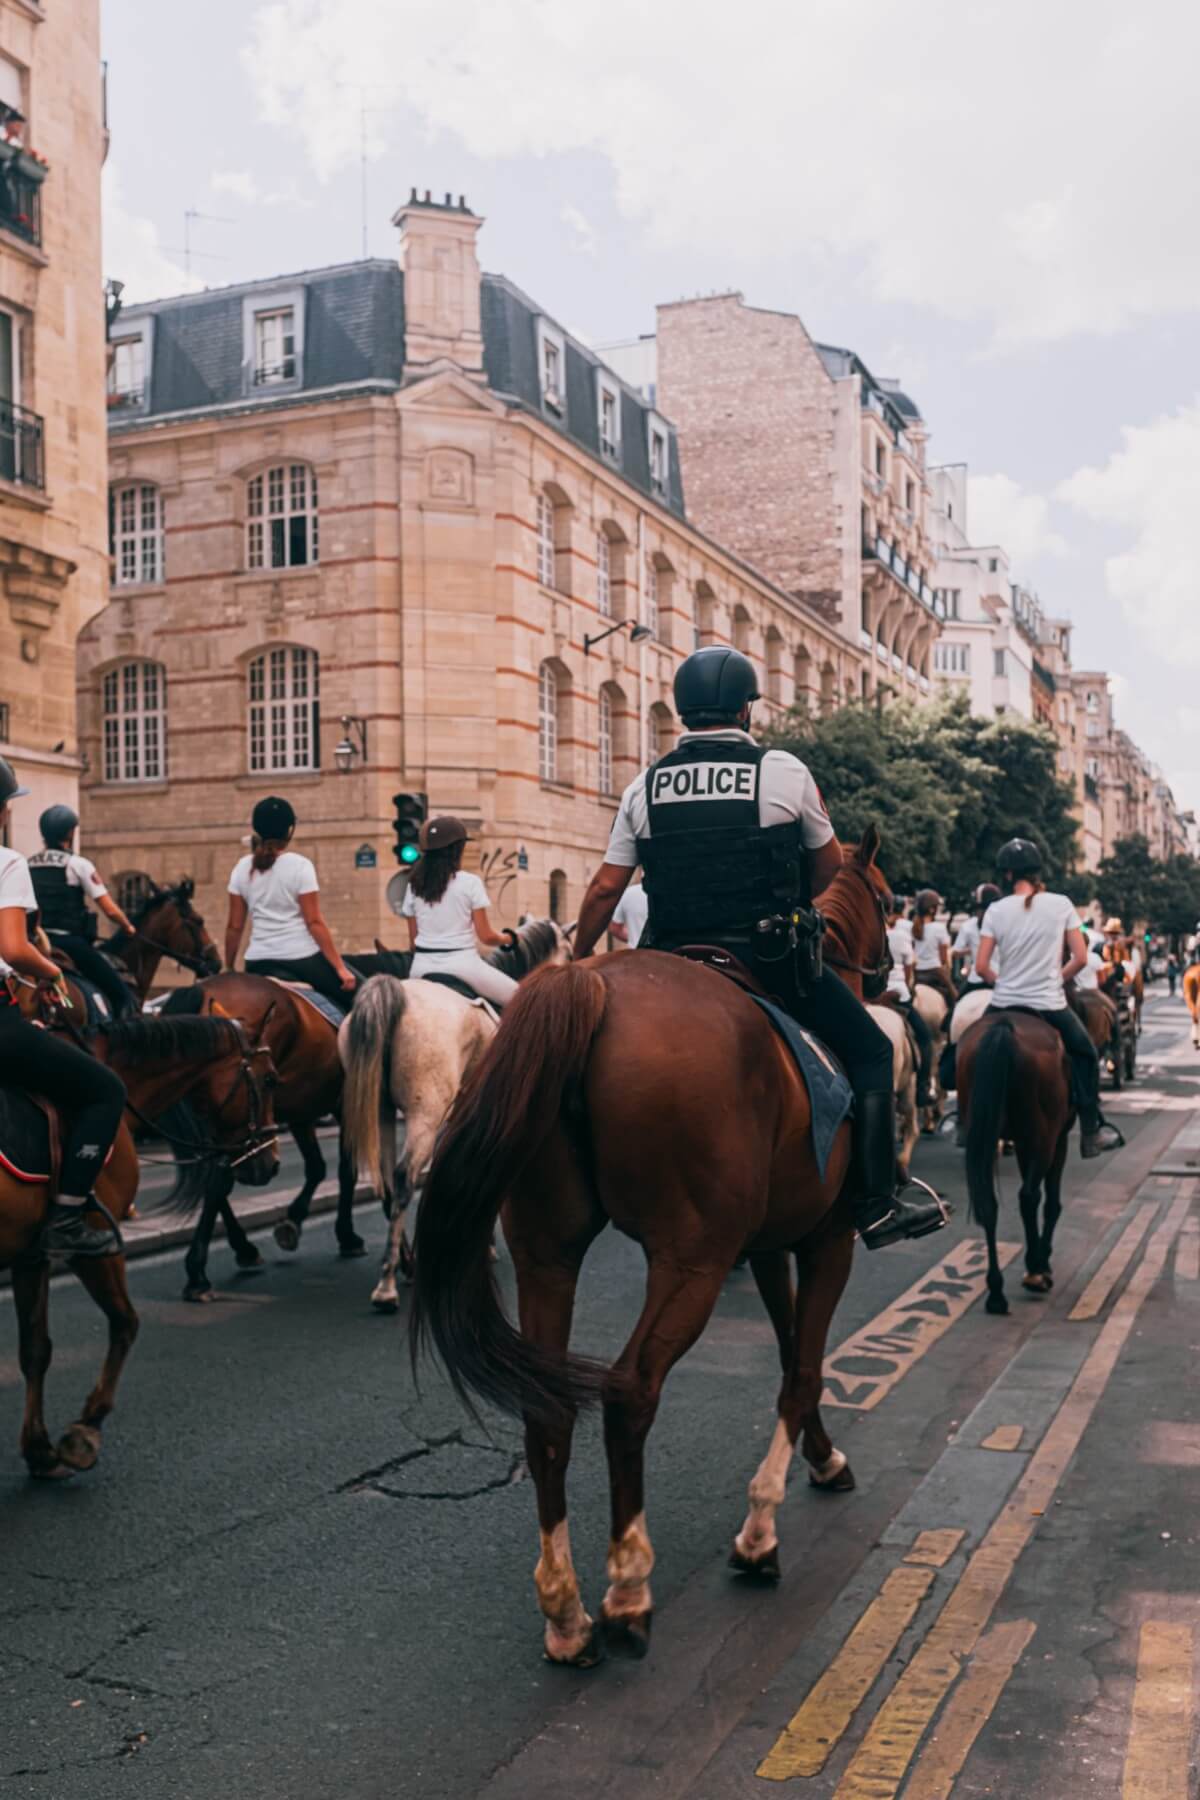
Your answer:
[354,844,378,869]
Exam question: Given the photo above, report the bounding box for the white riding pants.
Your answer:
[410,948,518,1006]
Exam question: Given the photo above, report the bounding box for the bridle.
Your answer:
[822,863,893,990]
[122,889,220,978]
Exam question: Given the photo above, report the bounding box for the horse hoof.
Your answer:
[235,1249,266,1273]
[1022,1272,1051,1295]
[338,1236,367,1260]
[985,1292,1010,1315]
[273,1219,301,1253]
[544,1622,606,1670]
[56,1424,101,1472]
[370,1291,400,1314]
[182,1282,216,1304]
[601,1607,652,1659]
[729,1543,781,1581]
[27,1454,71,1481]
[809,1460,856,1493]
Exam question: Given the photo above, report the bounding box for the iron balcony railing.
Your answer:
[0,398,45,489]
[0,162,42,246]
[862,533,937,611]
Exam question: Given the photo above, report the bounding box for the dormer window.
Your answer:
[596,372,621,462]
[254,307,296,386]
[647,414,669,498]
[106,318,153,414]
[536,319,566,416]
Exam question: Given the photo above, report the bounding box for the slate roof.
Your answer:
[110,257,684,518]
[815,340,922,437]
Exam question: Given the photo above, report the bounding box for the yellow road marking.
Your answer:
[755,1567,934,1781]
[980,1425,1023,1452]
[903,1618,1036,1800]
[1069,1201,1157,1320]
[1174,1220,1199,1281]
[904,1530,964,1569]
[833,1190,1191,1798]
[822,1240,1020,1411]
[1123,1622,1194,1799]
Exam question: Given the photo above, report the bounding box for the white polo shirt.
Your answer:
[605,730,834,867]
[0,845,37,978]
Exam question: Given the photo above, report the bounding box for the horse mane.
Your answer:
[101,1012,238,1067]
[491,918,558,977]
[819,861,878,963]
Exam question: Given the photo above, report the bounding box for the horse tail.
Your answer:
[965,1015,1015,1232]
[341,974,406,1196]
[410,963,609,1428]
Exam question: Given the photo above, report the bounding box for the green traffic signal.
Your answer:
[400,844,420,865]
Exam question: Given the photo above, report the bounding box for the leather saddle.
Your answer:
[0,1087,60,1190]
[673,943,770,1000]
[419,972,501,1015]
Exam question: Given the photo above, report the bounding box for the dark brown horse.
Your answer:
[958,1008,1073,1314]
[411,831,891,1667]
[49,879,221,1010]
[2,1003,278,1477]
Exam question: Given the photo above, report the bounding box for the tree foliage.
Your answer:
[1096,835,1200,934]
[766,690,1081,903]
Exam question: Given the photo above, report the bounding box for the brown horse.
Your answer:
[410,831,891,1667]
[1183,961,1200,1049]
[958,1008,1073,1314]
[1073,987,1120,1087]
[48,879,221,1010]
[2,1004,278,1477]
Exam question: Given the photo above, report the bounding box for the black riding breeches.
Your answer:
[48,932,134,1018]
[245,953,352,1005]
[1036,1005,1101,1123]
[0,1011,127,1196]
[768,965,894,1099]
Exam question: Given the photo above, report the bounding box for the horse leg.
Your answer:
[732,1219,855,1580]
[335,1129,366,1258]
[54,1255,140,1472]
[1018,1160,1051,1294]
[600,1257,727,1655]
[371,1109,416,1312]
[274,1122,326,1252]
[220,1194,264,1272]
[12,1258,61,1478]
[749,1250,794,1372]
[183,1164,232,1301]
[1037,1128,1070,1290]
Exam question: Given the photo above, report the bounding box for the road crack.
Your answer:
[338,1426,526,1500]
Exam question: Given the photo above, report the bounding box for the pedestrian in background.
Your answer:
[1167,951,1180,997]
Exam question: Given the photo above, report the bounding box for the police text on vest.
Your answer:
[651,763,756,803]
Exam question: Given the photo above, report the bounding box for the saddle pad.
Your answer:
[70,972,114,1030]
[265,979,348,1031]
[0,1087,52,1184]
[745,993,854,1180]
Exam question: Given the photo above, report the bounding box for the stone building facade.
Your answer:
[609,294,945,702]
[79,196,856,950]
[0,0,107,851]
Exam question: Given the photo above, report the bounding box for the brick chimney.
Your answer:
[393,188,484,380]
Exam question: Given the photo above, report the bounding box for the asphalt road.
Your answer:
[1,991,1197,1798]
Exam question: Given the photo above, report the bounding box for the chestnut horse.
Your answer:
[2,1004,278,1477]
[411,831,891,1667]
[958,1008,1073,1315]
[1183,961,1200,1050]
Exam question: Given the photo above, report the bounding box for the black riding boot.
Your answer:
[853,1090,948,1250]
[44,1198,121,1258]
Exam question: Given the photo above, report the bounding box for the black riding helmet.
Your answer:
[673,646,760,728]
[0,756,29,807]
[251,796,297,841]
[39,803,79,845]
[995,837,1042,879]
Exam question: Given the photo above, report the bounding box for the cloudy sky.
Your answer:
[103,0,1200,809]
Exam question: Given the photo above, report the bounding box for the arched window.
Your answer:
[732,605,752,655]
[536,492,557,589]
[695,580,716,649]
[247,464,318,570]
[598,684,614,797]
[549,869,567,923]
[765,628,786,704]
[644,558,659,639]
[596,531,612,618]
[538,661,561,783]
[109,483,163,587]
[113,871,156,915]
[103,659,167,783]
[647,700,674,762]
[248,646,319,773]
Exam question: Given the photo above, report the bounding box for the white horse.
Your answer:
[867,1003,919,1180]
[339,919,573,1310]
[912,981,950,1131]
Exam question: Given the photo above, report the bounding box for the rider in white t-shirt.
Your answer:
[974,838,1122,1159]
[883,898,934,1105]
[401,816,518,1007]
[610,879,649,949]
[911,889,955,1008]
[226,796,357,1004]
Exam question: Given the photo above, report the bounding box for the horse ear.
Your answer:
[856,824,882,868]
[180,877,194,899]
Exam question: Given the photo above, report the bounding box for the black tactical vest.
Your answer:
[636,736,808,944]
[28,850,91,936]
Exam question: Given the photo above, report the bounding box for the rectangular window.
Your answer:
[905,478,915,511]
[875,441,886,476]
[934,642,970,675]
[538,321,566,415]
[649,429,667,495]
[988,557,999,573]
[254,308,296,385]
[108,335,145,405]
[645,560,659,638]
[994,648,1006,677]
[597,374,621,460]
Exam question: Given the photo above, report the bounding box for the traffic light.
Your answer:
[392,792,427,866]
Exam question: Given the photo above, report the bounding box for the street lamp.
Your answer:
[334,715,368,773]
[583,618,652,657]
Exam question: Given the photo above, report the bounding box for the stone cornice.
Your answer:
[0,534,76,632]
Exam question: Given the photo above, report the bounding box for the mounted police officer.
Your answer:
[28,805,138,1019]
[574,645,946,1250]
